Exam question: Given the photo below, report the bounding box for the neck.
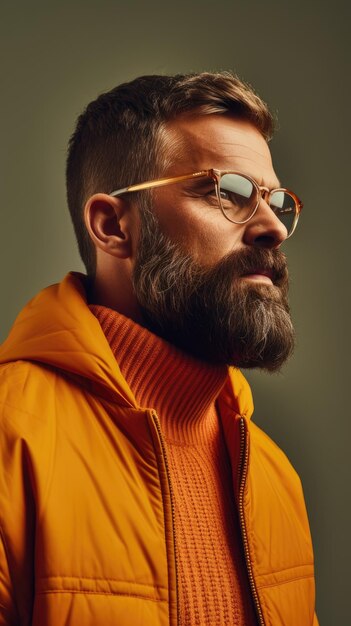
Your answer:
[89,304,229,445]
[88,266,145,325]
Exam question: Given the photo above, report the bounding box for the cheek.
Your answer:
[163,210,244,265]
[153,191,244,265]
[192,228,243,266]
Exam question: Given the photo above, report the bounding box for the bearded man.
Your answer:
[0,72,318,626]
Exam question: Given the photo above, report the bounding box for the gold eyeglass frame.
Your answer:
[110,168,303,238]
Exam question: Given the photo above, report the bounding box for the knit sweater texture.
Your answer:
[90,304,257,626]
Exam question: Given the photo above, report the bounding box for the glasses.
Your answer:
[110,169,303,238]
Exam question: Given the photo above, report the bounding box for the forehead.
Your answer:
[164,114,280,188]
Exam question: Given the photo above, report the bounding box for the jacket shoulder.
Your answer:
[0,360,59,435]
[0,361,58,508]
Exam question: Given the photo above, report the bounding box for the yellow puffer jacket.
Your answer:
[0,273,318,626]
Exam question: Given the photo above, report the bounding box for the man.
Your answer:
[0,72,318,625]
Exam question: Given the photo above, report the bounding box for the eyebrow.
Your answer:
[213,153,282,188]
[225,166,282,189]
[183,176,214,188]
[266,178,282,189]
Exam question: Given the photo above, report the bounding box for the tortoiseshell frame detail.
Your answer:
[110,169,303,238]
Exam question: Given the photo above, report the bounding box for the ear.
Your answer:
[84,193,133,259]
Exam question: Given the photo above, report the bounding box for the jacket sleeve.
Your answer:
[0,361,58,626]
[0,526,18,626]
[0,397,37,625]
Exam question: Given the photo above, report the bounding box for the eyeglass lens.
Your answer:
[219,173,297,234]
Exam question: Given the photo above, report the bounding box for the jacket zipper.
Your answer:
[150,411,180,626]
[238,416,265,626]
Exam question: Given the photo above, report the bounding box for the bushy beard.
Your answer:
[132,204,295,371]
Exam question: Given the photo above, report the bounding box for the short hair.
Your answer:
[66,72,275,277]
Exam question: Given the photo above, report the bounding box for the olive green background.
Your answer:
[1,1,349,623]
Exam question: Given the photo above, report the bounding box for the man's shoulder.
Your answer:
[0,358,58,401]
[0,360,66,439]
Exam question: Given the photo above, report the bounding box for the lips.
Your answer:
[225,248,288,288]
[242,268,275,281]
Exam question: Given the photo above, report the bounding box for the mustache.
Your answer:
[199,246,288,288]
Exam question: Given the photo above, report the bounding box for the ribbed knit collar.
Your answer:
[89,304,229,446]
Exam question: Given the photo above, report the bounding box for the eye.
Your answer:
[219,190,230,200]
[198,187,215,199]
[191,188,218,205]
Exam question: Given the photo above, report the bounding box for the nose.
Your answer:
[243,199,288,249]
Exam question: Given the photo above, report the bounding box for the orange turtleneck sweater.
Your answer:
[90,304,257,626]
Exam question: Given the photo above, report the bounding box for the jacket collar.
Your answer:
[0,272,253,418]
